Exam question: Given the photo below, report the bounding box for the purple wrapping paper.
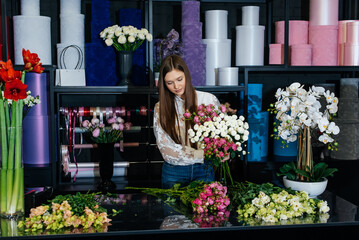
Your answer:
[183,42,206,86]
[24,72,49,116]
[182,22,202,44]
[182,1,200,25]
[23,116,50,165]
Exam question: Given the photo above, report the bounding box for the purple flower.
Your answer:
[107,117,116,124]
[82,120,90,128]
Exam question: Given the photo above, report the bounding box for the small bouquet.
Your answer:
[184,104,249,185]
[154,29,183,71]
[81,116,125,143]
[18,192,119,233]
[100,25,153,52]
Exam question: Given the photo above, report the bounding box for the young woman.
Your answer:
[153,55,221,188]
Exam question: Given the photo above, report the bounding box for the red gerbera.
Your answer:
[4,79,28,101]
[22,48,44,73]
[0,59,22,83]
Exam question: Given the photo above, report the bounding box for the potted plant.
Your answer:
[269,82,339,198]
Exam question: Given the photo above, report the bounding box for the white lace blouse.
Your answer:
[153,90,220,166]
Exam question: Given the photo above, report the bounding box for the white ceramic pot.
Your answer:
[283,176,328,198]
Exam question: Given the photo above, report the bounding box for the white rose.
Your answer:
[105,38,113,46]
[146,33,153,41]
[118,35,127,44]
[128,35,136,43]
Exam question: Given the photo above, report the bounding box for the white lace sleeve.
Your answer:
[153,103,204,166]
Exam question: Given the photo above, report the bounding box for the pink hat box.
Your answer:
[275,20,308,46]
[269,43,284,64]
[309,25,338,66]
[347,22,359,44]
[309,0,339,26]
[344,44,359,66]
[291,44,312,66]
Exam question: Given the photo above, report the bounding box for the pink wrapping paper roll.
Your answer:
[291,44,312,66]
[309,25,338,65]
[269,43,283,64]
[309,0,338,26]
[347,22,359,44]
[275,20,308,45]
[344,44,359,66]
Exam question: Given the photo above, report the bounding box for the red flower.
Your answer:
[22,48,44,73]
[4,79,28,101]
[0,59,22,83]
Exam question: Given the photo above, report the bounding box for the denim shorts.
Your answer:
[161,161,214,189]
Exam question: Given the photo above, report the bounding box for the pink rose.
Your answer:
[107,117,116,124]
[220,105,227,113]
[194,116,200,124]
[198,111,205,117]
[183,111,191,118]
[82,120,90,128]
[206,105,213,113]
[92,128,100,138]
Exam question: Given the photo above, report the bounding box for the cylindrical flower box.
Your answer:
[235,25,265,66]
[275,20,309,46]
[291,44,312,66]
[60,0,82,15]
[347,22,359,44]
[205,10,228,39]
[344,44,359,66]
[218,67,238,86]
[242,6,260,26]
[309,0,339,26]
[60,14,85,44]
[269,43,284,64]
[21,0,40,16]
[182,0,200,25]
[309,25,338,65]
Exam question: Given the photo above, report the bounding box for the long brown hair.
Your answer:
[158,55,197,147]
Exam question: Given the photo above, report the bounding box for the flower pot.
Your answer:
[118,51,133,86]
[283,176,328,198]
[97,143,116,192]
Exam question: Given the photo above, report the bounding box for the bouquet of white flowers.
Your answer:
[270,82,339,182]
[273,82,339,147]
[100,25,153,52]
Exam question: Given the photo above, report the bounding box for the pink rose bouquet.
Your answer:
[81,116,125,143]
[184,104,249,184]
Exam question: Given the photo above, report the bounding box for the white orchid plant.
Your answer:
[270,82,339,182]
[100,25,153,52]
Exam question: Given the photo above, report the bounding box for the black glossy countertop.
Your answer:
[2,190,359,240]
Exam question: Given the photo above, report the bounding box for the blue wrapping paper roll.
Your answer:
[260,111,269,157]
[248,83,263,118]
[23,115,50,165]
[247,117,262,162]
[119,8,146,86]
[85,42,117,86]
[24,72,49,116]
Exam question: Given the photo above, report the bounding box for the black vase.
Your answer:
[97,143,116,192]
[118,51,133,86]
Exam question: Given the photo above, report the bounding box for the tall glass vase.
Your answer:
[118,51,133,86]
[296,126,313,181]
[97,143,116,192]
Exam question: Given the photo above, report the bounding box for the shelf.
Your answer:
[53,85,245,94]
[240,65,359,72]
[152,0,266,2]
